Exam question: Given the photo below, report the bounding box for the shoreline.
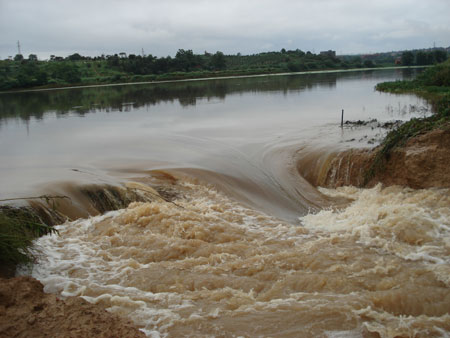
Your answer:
[0,276,146,337]
[311,60,450,189]
[0,66,426,94]
[299,122,450,189]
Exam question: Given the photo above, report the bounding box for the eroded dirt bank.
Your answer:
[305,125,450,189]
[0,276,145,337]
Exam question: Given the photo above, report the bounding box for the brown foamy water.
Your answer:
[30,180,450,337]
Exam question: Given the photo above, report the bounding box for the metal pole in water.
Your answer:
[341,109,344,128]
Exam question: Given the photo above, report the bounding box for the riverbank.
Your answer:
[0,66,424,94]
[306,123,450,188]
[303,59,450,189]
[0,276,145,337]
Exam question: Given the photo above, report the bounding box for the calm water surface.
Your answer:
[0,69,428,215]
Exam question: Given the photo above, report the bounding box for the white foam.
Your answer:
[27,182,450,336]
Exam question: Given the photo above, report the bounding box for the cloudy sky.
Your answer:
[1,0,449,59]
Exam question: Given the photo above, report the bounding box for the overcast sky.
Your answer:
[1,0,449,59]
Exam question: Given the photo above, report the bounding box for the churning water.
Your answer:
[2,69,448,336]
[31,181,450,337]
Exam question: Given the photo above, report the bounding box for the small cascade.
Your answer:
[296,146,373,188]
[1,177,179,226]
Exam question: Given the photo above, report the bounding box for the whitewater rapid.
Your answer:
[30,176,450,337]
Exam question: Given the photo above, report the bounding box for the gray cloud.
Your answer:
[0,0,449,59]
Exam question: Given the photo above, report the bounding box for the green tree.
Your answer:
[363,60,375,68]
[175,49,196,71]
[433,50,447,64]
[28,54,38,62]
[50,62,81,83]
[401,51,414,66]
[14,54,24,61]
[35,70,48,85]
[67,53,83,61]
[416,51,429,65]
[350,56,362,67]
[210,51,226,70]
[287,61,300,72]
[107,54,120,67]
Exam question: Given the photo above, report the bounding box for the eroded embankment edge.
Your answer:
[299,124,450,189]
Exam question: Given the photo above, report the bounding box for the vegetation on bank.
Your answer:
[0,49,354,91]
[0,207,57,275]
[366,59,450,184]
[1,48,447,91]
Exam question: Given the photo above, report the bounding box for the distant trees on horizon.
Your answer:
[400,49,447,66]
[1,47,448,91]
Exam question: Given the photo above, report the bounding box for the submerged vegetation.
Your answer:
[366,59,450,184]
[1,47,447,91]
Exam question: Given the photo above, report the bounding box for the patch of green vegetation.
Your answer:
[3,48,448,91]
[0,207,57,274]
[365,60,450,185]
[0,49,388,92]
[376,59,450,93]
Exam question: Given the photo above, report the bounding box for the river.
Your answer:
[2,69,449,337]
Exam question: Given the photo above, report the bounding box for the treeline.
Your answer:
[0,49,350,90]
[0,60,82,89]
[399,50,447,66]
[0,48,448,91]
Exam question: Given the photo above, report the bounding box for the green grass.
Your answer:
[0,207,57,272]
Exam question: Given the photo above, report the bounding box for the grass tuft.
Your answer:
[0,207,57,271]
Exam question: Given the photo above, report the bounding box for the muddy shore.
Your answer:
[0,276,145,337]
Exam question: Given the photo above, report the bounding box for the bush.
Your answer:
[363,60,375,68]
[111,74,123,82]
[420,62,450,86]
[287,62,300,72]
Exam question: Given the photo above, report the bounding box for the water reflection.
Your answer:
[0,68,428,211]
[0,69,421,124]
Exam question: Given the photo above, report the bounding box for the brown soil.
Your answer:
[308,126,450,189]
[0,276,145,338]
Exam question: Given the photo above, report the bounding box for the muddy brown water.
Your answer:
[2,69,449,337]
